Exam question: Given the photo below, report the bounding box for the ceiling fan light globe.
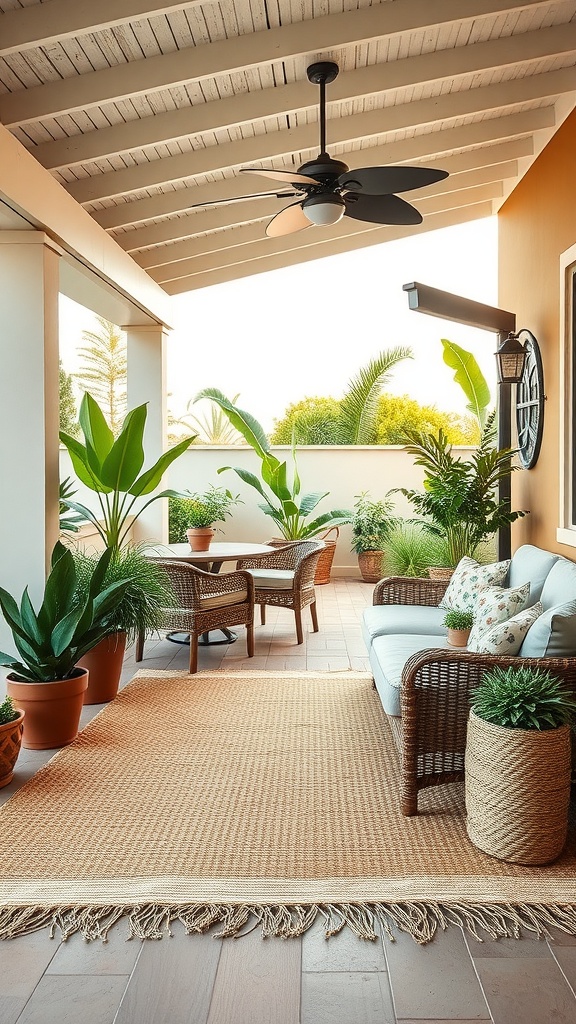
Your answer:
[302,194,346,226]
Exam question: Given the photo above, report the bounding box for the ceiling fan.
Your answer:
[190,61,449,238]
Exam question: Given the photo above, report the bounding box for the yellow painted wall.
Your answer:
[499,108,576,553]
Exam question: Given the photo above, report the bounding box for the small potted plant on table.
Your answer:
[169,486,240,552]
[466,665,576,864]
[443,609,473,647]
[0,695,24,788]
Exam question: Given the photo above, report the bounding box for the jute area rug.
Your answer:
[1,669,576,946]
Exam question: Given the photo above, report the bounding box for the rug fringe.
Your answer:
[1,901,576,945]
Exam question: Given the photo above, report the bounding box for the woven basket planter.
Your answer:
[0,710,25,789]
[357,550,384,584]
[314,528,339,585]
[465,710,572,865]
[427,566,455,581]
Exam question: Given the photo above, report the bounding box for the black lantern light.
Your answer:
[495,332,528,384]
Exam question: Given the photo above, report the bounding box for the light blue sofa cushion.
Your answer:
[507,544,560,605]
[519,599,576,658]
[362,605,446,648]
[369,633,452,716]
[537,557,576,611]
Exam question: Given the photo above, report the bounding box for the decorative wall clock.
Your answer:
[515,331,545,469]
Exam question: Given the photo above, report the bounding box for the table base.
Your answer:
[167,630,238,647]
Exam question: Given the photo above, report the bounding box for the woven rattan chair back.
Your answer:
[237,541,323,645]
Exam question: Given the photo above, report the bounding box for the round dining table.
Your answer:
[143,541,276,646]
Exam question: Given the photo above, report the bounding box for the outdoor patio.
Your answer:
[1,578,576,1024]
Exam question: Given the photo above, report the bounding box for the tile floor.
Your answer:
[1,578,576,1023]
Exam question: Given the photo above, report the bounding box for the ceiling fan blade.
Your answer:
[241,167,319,186]
[344,192,423,226]
[338,165,449,196]
[266,201,311,238]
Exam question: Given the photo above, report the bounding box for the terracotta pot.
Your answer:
[357,550,384,584]
[0,709,25,788]
[186,527,215,552]
[78,631,127,705]
[6,669,88,750]
[447,627,471,648]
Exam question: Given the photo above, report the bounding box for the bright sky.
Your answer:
[59,214,498,432]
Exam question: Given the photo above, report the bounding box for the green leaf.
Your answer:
[100,405,147,490]
[195,389,271,460]
[441,339,491,430]
[337,347,412,444]
[78,392,114,462]
[59,433,109,492]
[129,435,196,496]
[299,491,330,516]
[218,466,269,501]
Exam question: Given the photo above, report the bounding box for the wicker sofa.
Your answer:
[362,545,576,815]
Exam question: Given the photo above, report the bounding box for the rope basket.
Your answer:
[465,711,572,865]
[357,550,384,584]
[314,527,339,585]
[427,566,455,581]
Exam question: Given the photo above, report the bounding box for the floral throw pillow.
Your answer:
[468,602,543,656]
[439,556,511,613]
[467,582,531,649]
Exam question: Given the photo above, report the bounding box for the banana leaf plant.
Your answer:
[441,338,491,432]
[194,389,352,540]
[59,393,195,550]
[0,543,132,681]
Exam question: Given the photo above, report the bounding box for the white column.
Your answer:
[125,324,169,544]
[0,232,61,653]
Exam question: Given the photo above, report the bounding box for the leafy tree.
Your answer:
[270,397,341,444]
[59,361,79,438]
[75,317,127,434]
[374,394,480,446]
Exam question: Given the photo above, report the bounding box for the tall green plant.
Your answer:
[194,389,351,540]
[0,544,131,681]
[59,393,195,550]
[401,417,525,566]
[336,348,413,443]
[441,339,491,431]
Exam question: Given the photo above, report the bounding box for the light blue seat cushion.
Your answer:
[537,557,576,610]
[362,605,446,649]
[519,599,576,658]
[369,633,452,716]
[506,545,560,606]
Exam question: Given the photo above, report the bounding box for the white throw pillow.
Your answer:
[468,602,543,656]
[439,556,511,613]
[467,582,531,648]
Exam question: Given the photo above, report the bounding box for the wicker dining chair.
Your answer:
[135,560,255,674]
[236,540,323,644]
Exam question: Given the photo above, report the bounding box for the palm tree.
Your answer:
[75,317,127,434]
[336,347,413,443]
[171,393,242,445]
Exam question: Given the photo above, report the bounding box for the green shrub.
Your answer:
[168,487,240,542]
[472,666,576,731]
[443,609,473,630]
[382,521,450,578]
[351,493,397,554]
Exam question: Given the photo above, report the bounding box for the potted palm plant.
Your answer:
[169,486,241,551]
[193,389,352,542]
[400,415,526,572]
[0,544,130,748]
[351,493,397,583]
[466,665,576,864]
[0,695,24,789]
[59,393,193,700]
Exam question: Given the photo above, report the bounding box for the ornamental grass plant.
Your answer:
[471,666,576,731]
[443,609,474,632]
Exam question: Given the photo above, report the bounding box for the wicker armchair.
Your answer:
[237,541,323,644]
[135,560,255,674]
[372,577,576,816]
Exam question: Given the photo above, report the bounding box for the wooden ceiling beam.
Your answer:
[0,1,204,58]
[68,70,567,204]
[149,183,502,283]
[0,0,552,126]
[163,202,495,294]
[32,21,576,171]
[93,121,537,230]
[133,160,518,266]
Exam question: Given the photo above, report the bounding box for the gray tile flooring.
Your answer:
[1,578,576,1023]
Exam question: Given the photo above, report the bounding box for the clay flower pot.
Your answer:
[186,527,215,552]
[357,550,384,584]
[78,631,127,705]
[447,627,471,648]
[0,709,25,788]
[6,668,88,750]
